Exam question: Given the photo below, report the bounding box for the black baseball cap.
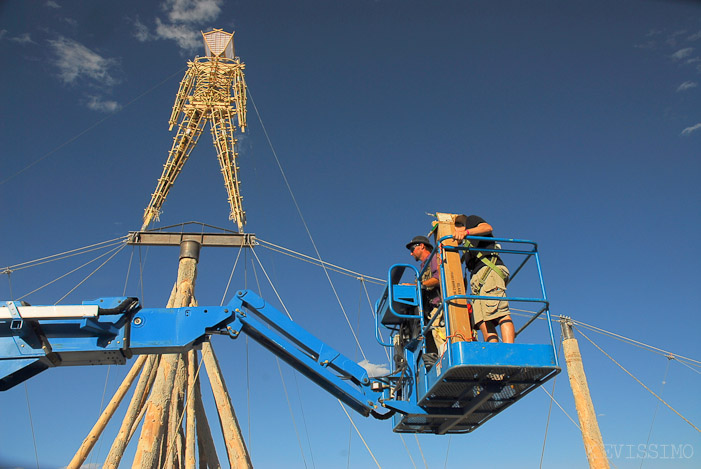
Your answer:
[406,235,433,251]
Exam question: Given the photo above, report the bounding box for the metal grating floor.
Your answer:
[392,347,560,434]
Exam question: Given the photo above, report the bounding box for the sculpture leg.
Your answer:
[142,108,206,230]
[210,107,246,231]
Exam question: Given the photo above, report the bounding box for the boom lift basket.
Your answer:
[375,236,560,434]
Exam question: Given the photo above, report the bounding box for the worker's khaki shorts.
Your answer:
[470,265,510,325]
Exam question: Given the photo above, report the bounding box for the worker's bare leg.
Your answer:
[479,321,500,342]
[498,316,515,343]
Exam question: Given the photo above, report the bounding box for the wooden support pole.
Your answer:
[185,349,198,468]
[67,354,148,469]
[103,355,159,468]
[128,399,149,443]
[163,354,188,469]
[126,357,161,442]
[133,353,181,466]
[134,243,199,466]
[198,445,208,469]
[194,370,220,468]
[202,340,252,468]
[435,213,474,343]
[561,318,609,469]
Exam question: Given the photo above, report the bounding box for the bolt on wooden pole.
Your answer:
[561,317,610,469]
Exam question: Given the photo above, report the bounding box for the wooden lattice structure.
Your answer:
[142,29,248,232]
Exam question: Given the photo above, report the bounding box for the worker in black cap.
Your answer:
[406,235,445,360]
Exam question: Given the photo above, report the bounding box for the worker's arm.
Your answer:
[452,214,493,242]
[421,277,440,289]
[453,222,493,242]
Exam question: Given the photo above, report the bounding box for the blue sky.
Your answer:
[1,0,700,467]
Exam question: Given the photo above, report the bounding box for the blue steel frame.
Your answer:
[436,234,558,362]
[374,235,560,433]
[375,236,558,359]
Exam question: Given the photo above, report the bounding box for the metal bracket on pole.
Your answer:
[180,239,202,261]
[560,315,574,340]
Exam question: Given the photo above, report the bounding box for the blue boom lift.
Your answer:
[0,234,559,434]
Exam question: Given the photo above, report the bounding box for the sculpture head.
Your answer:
[202,29,235,58]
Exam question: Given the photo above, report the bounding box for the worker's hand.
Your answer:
[453,227,468,242]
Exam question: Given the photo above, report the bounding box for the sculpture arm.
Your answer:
[169,65,197,131]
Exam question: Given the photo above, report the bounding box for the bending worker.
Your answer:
[452,215,515,343]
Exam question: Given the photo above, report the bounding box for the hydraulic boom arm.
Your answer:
[0,291,383,417]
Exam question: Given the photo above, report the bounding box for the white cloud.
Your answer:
[672,47,694,61]
[45,0,60,8]
[86,95,121,113]
[666,30,687,47]
[676,81,697,92]
[132,17,151,42]
[163,0,222,24]
[688,31,701,42]
[60,17,78,27]
[131,0,224,53]
[9,33,34,44]
[48,36,120,86]
[0,30,35,44]
[681,123,701,136]
[358,359,389,378]
[155,18,201,52]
